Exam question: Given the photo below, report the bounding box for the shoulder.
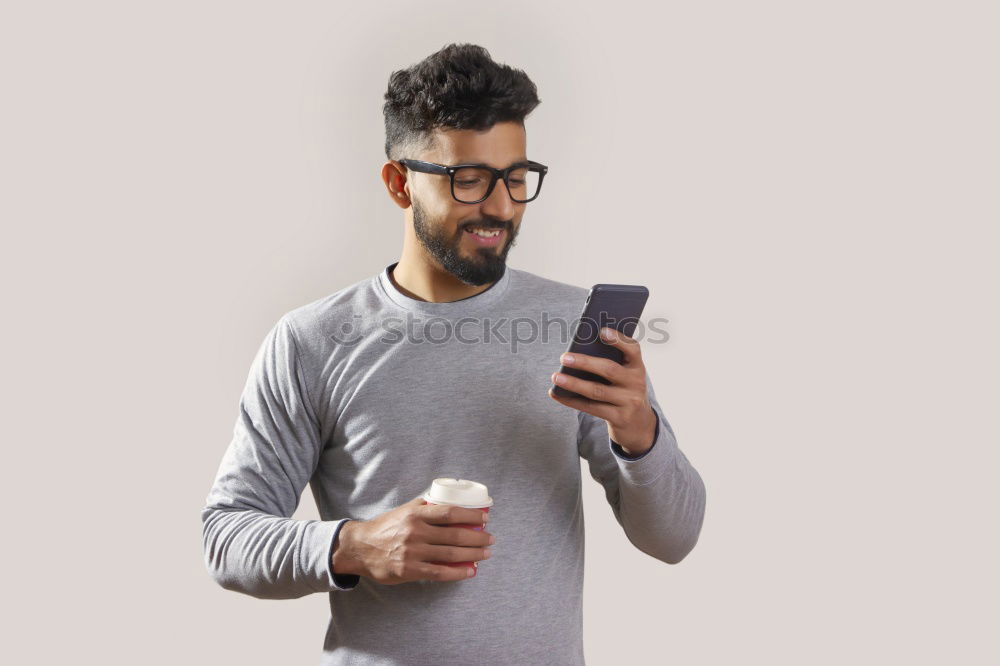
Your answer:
[276,273,381,351]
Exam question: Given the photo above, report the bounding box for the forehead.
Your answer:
[426,121,527,167]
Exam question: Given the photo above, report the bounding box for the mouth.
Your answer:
[463,225,506,248]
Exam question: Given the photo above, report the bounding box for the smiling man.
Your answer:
[202,43,706,665]
[391,121,530,292]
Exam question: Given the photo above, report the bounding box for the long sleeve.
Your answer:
[201,315,361,599]
[577,371,707,564]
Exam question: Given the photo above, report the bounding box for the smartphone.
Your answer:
[551,283,649,401]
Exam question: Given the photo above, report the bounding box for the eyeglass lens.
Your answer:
[452,166,541,203]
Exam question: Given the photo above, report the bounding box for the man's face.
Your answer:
[407,121,528,286]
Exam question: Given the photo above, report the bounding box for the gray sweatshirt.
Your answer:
[201,262,706,665]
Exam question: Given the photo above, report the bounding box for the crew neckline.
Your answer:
[376,261,512,314]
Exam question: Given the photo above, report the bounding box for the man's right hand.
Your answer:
[331,496,495,585]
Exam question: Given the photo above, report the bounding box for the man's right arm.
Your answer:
[201,315,361,599]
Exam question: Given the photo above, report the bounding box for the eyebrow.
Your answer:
[453,157,529,167]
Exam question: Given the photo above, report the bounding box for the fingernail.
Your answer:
[554,374,567,385]
[483,513,490,523]
[489,535,496,544]
[601,327,614,339]
[562,354,574,364]
[484,549,492,558]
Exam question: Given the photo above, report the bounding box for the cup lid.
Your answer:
[422,478,493,508]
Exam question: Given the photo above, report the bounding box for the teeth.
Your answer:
[468,227,501,237]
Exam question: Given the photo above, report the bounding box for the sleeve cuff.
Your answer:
[309,518,361,591]
[610,415,660,461]
[608,403,675,486]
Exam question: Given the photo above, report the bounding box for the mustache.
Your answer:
[461,221,511,232]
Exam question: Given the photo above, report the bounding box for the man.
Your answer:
[202,43,706,665]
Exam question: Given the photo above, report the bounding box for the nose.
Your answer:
[479,177,517,221]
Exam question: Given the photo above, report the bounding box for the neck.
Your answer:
[389,252,498,303]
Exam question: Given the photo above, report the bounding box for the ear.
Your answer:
[382,160,410,208]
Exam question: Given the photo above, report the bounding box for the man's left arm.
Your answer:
[550,327,707,564]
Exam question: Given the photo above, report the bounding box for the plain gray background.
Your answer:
[3,1,997,664]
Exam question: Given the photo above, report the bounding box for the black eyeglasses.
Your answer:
[398,159,548,204]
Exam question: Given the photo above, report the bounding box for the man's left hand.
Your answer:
[548,327,658,456]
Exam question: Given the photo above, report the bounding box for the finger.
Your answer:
[559,351,632,385]
[600,327,643,366]
[419,503,489,527]
[423,543,493,563]
[551,371,631,407]
[425,524,494,546]
[548,385,618,422]
[414,562,476,582]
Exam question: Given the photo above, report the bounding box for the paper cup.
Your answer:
[421,478,493,576]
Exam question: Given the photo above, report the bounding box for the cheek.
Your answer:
[446,211,470,233]
[431,197,459,220]
[421,199,460,232]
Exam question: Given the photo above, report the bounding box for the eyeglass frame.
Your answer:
[397,158,548,204]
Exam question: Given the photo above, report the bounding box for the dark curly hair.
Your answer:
[383,43,541,161]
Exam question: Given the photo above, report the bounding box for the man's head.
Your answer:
[381,44,542,286]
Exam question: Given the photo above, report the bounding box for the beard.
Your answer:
[411,196,519,286]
